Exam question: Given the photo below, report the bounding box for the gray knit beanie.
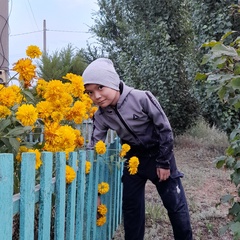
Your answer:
[82,58,120,91]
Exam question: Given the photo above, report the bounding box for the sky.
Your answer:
[8,0,99,68]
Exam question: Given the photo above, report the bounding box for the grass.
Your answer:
[112,119,234,240]
[175,117,229,153]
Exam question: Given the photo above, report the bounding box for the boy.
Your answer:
[83,58,192,240]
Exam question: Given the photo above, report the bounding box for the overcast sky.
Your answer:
[8,0,99,67]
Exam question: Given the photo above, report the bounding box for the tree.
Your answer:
[38,44,87,82]
[196,31,240,239]
[190,0,238,132]
[89,0,199,134]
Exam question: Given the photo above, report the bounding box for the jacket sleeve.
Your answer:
[143,91,174,169]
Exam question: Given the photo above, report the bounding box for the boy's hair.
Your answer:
[82,58,120,91]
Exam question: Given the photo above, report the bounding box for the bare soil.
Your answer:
[113,139,235,240]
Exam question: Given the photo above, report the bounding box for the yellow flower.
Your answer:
[0,105,11,118]
[13,58,36,87]
[72,129,85,148]
[66,165,76,184]
[28,149,42,169]
[96,215,106,226]
[26,45,42,59]
[51,111,64,123]
[98,182,109,195]
[15,146,28,162]
[85,161,91,174]
[128,156,139,175]
[97,204,108,215]
[119,143,131,158]
[55,125,77,151]
[128,167,138,175]
[65,100,87,124]
[43,124,77,153]
[36,101,53,120]
[95,140,106,155]
[36,78,48,97]
[0,85,23,107]
[63,73,85,98]
[89,106,98,119]
[43,80,65,102]
[16,104,38,126]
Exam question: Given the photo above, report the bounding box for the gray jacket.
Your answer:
[90,81,177,170]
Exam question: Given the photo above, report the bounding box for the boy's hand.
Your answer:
[156,168,170,181]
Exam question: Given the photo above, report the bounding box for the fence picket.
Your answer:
[38,152,53,240]
[91,152,101,240]
[75,150,86,240]
[0,154,13,240]
[85,150,95,240]
[66,152,78,240]
[19,153,36,240]
[54,152,66,240]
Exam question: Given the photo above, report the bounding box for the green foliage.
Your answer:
[190,0,239,132]
[198,31,240,239]
[89,0,199,135]
[38,44,87,82]
[195,32,240,133]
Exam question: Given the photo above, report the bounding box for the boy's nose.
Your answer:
[94,92,101,99]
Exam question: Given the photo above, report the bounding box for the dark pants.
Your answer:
[122,152,192,240]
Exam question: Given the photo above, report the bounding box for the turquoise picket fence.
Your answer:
[0,138,123,240]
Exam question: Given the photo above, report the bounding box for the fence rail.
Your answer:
[0,139,123,240]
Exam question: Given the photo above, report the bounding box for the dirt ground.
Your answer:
[113,141,236,240]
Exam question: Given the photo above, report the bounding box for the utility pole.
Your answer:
[0,0,9,84]
[43,19,46,55]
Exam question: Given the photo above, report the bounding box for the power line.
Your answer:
[48,29,88,33]
[10,30,42,36]
[27,0,39,30]
[10,29,90,37]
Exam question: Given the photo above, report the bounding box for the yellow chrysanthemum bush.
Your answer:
[0,45,97,192]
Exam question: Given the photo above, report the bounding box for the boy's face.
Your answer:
[84,84,120,108]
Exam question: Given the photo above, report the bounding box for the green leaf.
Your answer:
[202,40,219,48]
[234,63,240,75]
[231,77,240,90]
[22,89,36,104]
[234,100,240,110]
[219,224,229,235]
[226,156,236,168]
[212,44,238,58]
[0,118,11,132]
[201,53,211,65]
[220,194,234,203]
[207,74,223,81]
[208,73,234,82]
[194,72,207,81]
[234,161,240,170]
[229,222,240,236]
[0,137,12,152]
[9,138,20,153]
[215,156,226,168]
[218,86,227,100]
[7,126,32,136]
[231,171,240,186]
[214,57,227,68]
[220,31,236,42]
